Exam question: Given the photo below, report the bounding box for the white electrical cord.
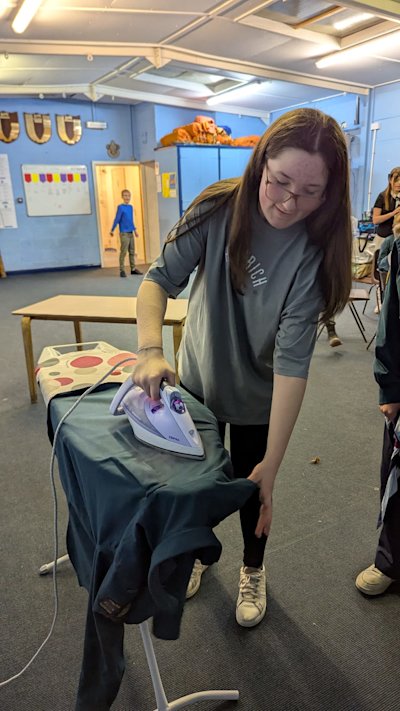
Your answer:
[0,359,134,687]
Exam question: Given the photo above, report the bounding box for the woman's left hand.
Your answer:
[248,461,276,538]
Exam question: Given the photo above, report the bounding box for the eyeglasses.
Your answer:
[264,170,324,207]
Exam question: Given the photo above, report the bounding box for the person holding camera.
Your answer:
[373,167,400,238]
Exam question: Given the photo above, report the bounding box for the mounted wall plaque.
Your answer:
[56,114,82,145]
[24,113,51,144]
[0,111,20,143]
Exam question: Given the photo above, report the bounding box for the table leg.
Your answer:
[73,321,83,350]
[172,322,183,384]
[0,253,6,278]
[21,316,37,403]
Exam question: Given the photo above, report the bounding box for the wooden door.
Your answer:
[94,163,146,268]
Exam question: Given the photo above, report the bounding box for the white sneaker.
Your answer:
[236,565,267,627]
[186,559,209,599]
[355,564,394,596]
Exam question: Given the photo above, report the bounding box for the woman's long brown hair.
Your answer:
[383,167,400,211]
[167,108,353,322]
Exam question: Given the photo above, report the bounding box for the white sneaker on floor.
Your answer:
[236,565,267,627]
[186,559,209,599]
[355,564,394,596]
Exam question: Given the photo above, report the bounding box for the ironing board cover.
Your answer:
[36,341,136,406]
[48,386,256,711]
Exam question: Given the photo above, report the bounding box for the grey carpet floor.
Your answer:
[1,268,399,711]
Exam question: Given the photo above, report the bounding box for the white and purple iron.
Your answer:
[110,379,204,459]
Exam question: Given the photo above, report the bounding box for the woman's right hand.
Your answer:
[393,206,400,216]
[132,349,175,400]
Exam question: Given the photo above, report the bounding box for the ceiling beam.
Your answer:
[133,72,214,95]
[338,0,400,22]
[0,80,272,117]
[340,19,400,49]
[292,6,344,30]
[0,40,370,95]
[229,0,279,23]
[238,15,340,46]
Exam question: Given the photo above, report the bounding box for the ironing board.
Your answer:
[46,385,256,710]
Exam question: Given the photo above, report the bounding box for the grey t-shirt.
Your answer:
[145,199,324,425]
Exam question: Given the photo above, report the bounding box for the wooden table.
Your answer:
[12,294,188,403]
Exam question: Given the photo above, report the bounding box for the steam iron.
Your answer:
[110,379,205,459]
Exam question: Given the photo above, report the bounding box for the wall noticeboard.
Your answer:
[22,164,91,216]
[161,172,177,198]
[0,154,18,228]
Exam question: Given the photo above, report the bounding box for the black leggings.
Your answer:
[375,422,400,578]
[181,383,268,568]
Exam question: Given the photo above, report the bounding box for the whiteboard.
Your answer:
[22,164,91,216]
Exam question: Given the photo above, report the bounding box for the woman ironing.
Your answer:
[133,108,352,628]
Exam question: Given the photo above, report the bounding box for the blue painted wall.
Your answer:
[365,82,400,214]
[131,103,157,162]
[1,97,136,272]
[155,146,180,242]
[214,111,267,138]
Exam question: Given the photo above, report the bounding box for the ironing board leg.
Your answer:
[139,621,239,711]
[39,560,239,708]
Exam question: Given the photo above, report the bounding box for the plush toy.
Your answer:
[159,118,260,148]
[160,128,192,147]
[232,135,260,148]
[194,115,216,126]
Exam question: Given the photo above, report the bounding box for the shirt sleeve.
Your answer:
[144,204,210,297]
[374,243,400,404]
[374,192,384,210]
[111,206,122,232]
[273,247,324,379]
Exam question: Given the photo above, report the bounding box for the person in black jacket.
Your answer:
[372,167,400,238]
[356,238,400,595]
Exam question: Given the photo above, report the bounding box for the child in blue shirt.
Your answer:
[110,189,141,277]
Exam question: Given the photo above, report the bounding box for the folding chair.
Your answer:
[348,288,370,342]
[316,287,370,344]
[366,251,387,350]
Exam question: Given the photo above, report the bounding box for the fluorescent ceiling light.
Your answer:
[333,13,373,31]
[206,81,265,106]
[316,30,400,68]
[12,0,44,34]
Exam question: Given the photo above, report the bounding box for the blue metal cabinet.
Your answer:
[219,146,253,180]
[155,144,256,244]
[178,145,219,213]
